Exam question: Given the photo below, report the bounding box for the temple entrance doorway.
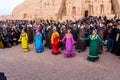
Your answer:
[84,10,88,17]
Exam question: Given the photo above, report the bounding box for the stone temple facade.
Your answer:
[10,0,120,20]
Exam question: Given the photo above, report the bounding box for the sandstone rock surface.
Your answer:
[6,0,120,20]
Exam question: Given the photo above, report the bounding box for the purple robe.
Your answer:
[61,33,76,57]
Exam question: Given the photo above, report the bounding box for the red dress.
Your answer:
[51,31,61,55]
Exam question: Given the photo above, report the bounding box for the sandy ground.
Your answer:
[0,44,120,80]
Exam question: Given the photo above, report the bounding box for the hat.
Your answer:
[62,25,65,28]
[118,21,120,25]
[53,26,56,31]
[80,25,85,29]
[36,28,40,32]
[93,29,97,33]
[22,29,25,32]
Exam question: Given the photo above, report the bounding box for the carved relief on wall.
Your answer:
[10,0,115,20]
[66,0,82,17]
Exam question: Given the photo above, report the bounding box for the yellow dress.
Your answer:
[0,33,4,48]
[0,41,4,48]
[18,32,29,52]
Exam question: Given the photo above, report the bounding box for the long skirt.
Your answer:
[64,43,76,57]
[87,41,99,62]
[36,47,44,53]
[22,41,29,52]
[87,55,99,62]
[114,42,120,56]
[75,39,86,51]
[35,43,44,53]
[0,41,4,48]
[52,43,61,55]
[23,48,29,52]
[98,41,103,54]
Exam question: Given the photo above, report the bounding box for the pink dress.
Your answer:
[61,33,76,57]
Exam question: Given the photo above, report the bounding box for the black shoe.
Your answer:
[78,50,81,53]
[82,49,85,51]
[0,76,6,80]
[119,57,120,59]
[106,50,109,52]
[30,42,33,44]
[61,48,64,50]
[99,52,102,54]
[0,72,6,80]
[0,72,4,77]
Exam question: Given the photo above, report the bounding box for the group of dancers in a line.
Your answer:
[18,26,103,62]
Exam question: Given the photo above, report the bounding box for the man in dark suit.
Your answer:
[0,72,6,80]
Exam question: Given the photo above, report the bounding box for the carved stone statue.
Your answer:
[9,0,119,20]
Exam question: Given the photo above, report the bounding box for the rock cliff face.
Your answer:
[112,0,120,18]
[11,0,62,20]
[10,0,120,20]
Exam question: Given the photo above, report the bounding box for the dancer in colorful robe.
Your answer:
[18,30,29,52]
[34,29,44,53]
[61,28,76,57]
[81,29,103,62]
[0,31,4,49]
[51,27,61,55]
[0,41,4,49]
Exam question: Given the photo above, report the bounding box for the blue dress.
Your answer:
[34,33,44,53]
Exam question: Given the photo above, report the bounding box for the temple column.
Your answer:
[108,4,112,15]
[66,6,72,16]
[89,5,93,16]
[100,5,103,16]
[75,0,82,16]
[76,7,81,16]
[93,5,96,15]
[97,5,100,15]
[69,7,72,16]
[66,1,73,17]
[103,4,107,16]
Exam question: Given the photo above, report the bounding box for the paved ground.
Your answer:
[0,44,120,80]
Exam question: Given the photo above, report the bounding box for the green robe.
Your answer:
[82,34,103,62]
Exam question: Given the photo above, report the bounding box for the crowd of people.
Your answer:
[0,16,120,62]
